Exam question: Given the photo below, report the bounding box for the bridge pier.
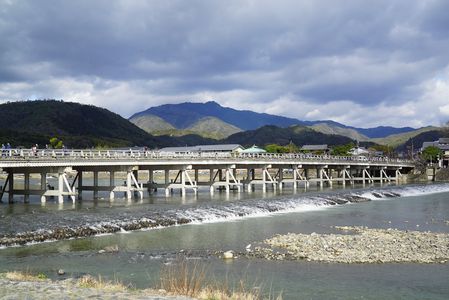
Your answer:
[1,167,77,204]
[40,172,46,203]
[0,150,414,203]
[8,172,13,204]
[109,171,115,200]
[204,166,240,194]
[78,171,83,200]
[73,166,143,201]
[93,171,99,199]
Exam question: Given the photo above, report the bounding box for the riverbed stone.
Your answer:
[223,250,234,259]
[250,226,449,264]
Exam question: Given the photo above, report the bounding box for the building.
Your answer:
[159,144,244,154]
[300,144,329,153]
[349,147,370,156]
[239,145,267,154]
[421,138,449,167]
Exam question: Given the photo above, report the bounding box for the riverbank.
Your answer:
[0,269,272,300]
[251,226,449,263]
[0,274,193,300]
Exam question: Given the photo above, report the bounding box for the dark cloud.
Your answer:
[1,0,449,126]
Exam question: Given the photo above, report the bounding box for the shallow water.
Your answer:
[0,182,449,299]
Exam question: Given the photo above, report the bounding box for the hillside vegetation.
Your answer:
[0,100,181,148]
[130,114,242,139]
[309,123,369,141]
[371,126,438,147]
[185,117,242,139]
[0,100,440,151]
[130,101,303,130]
[129,114,176,132]
[397,129,449,152]
[131,101,421,141]
[223,125,354,147]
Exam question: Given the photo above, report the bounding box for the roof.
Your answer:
[240,145,267,153]
[439,138,449,144]
[422,141,439,149]
[301,144,328,151]
[159,144,243,152]
[350,147,369,155]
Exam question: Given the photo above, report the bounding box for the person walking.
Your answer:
[5,143,11,157]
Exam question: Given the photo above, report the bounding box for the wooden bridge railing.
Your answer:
[0,148,414,165]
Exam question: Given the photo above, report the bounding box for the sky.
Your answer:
[1,0,449,128]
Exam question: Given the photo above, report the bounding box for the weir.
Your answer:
[0,149,414,203]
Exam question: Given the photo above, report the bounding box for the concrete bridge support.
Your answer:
[0,153,414,203]
[73,166,144,201]
[0,167,77,204]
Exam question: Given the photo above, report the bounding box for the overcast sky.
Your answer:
[1,0,449,128]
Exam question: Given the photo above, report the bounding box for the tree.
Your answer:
[421,146,442,162]
[369,144,394,157]
[265,144,288,153]
[286,141,299,153]
[331,143,354,156]
[49,137,63,149]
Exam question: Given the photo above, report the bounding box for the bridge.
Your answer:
[0,149,415,203]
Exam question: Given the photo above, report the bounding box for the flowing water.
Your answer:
[0,182,449,299]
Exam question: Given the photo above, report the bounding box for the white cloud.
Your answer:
[1,0,449,128]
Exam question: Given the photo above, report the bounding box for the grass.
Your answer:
[160,258,208,297]
[77,274,129,292]
[5,270,48,281]
[160,258,282,300]
[3,259,282,299]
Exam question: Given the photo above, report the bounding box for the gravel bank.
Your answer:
[251,226,449,263]
[0,277,193,300]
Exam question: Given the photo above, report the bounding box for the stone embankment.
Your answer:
[250,226,449,263]
[0,277,193,300]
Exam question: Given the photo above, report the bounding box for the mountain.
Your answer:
[308,120,416,139]
[396,129,449,152]
[353,126,416,139]
[185,117,242,139]
[130,101,419,139]
[371,126,438,147]
[223,125,354,147]
[309,123,369,141]
[0,100,211,148]
[130,101,304,130]
[129,114,176,133]
[1,100,432,150]
[130,113,242,139]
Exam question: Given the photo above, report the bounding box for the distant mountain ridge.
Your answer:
[0,100,213,148]
[130,101,303,130]
[186,117,242,139]
[0,100,435,151]
[130,101,420,139]
[223,125,354,147]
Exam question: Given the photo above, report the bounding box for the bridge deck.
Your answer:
[0,149,415,204]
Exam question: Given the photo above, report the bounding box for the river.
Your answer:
[0,182,448,299]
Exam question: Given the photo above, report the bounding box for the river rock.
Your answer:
[223,251,234,259]
[250,226,449,264]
